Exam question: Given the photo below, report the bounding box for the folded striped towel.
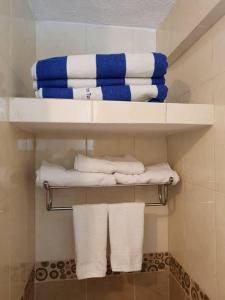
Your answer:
[35,85,168,102]
[33,77,165,90]
[31,53,168,80]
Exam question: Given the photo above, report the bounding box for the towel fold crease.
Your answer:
[74,154,145,175]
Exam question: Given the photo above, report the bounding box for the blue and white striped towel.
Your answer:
[32,53,168,80]
[35,85,168,102]
[33,77,165,90]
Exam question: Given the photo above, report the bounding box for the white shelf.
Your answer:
[9,98,214,135]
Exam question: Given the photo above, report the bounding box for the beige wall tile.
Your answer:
[157,0,219,57]
[36,280,86,300]
[168,128,215,190]
[134,272,169,300]
[169,274,185,300]
[166,27,213,102]
[168,183,186,268]
[213,72,225,194]
[184,183,216,299]
[87,136,134,157]
[35,138,86,169]
[156,13,172,55]
[0,0,36,299]
[134,136,167,165]
[0,194,10,300]
[168,181,217,299]
[212,15,225,77]
[0,0,10,61]
[10,0,36,96]
[143,205,168,253]
[215,192,225,300]
[87,275,134,300]
[0,123,35,300]
[171,79,214,105]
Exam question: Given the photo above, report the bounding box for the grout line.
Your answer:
[85,279,88,300]
[133,273,136,300]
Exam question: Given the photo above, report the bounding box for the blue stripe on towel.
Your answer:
[152,77,165,85]
[96,78,125,87]
[150,85,168,102]
[152,53,168,78]
[42,87,73,99]
[37,79,68,89]
[101,85,131,101]
[96,54,126,79]
[36,57,67,80]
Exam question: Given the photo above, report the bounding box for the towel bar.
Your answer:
[43,178,173,211]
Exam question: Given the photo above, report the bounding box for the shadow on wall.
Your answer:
[166,80,191,103]
[167,125,214,217]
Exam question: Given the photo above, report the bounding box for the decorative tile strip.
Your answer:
[36,259,76,282]
[21,268,35,300]
[170,256,210,300]
[35,252,170,282]
[35,252,210,300]
[190,280,209,300]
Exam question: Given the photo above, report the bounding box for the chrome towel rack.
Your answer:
[43,178,173,211]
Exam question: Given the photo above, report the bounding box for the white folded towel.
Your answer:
[36,161,116,187]
[114,162,180,185]
[108,202,145,272]
[73,204,108,279]
[74,154,145,175]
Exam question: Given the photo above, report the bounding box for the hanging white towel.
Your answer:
[108,202,145,272]
[36,161,116,187]
[114,162,180,185]
[72,204,108,280]
[74,154,145,175]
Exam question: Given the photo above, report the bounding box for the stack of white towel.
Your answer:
[36,153,180,187]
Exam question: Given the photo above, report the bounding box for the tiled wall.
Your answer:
[36,272,169,300]
[157,2,225,300]
[35,21,156,59]
[0,0,36,299]
[157,0,220,56]
[35,136,168,261]
[0,0,36,97]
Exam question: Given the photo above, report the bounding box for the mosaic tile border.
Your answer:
[35,252,170,282]
[170,256,210,300]
[21,268,35,300]
[35,252,210,300]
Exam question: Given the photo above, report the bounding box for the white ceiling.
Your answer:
[29,0,176,28]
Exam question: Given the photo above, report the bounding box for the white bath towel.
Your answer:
[108,202,145,272]
[74,154,145,175]
[36,161,116,187]
[114,163,180,185]
[73,204,108,279]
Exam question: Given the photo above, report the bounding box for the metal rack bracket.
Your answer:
[43,178,173,211]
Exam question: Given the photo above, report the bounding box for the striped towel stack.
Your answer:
[31,53,168,102]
